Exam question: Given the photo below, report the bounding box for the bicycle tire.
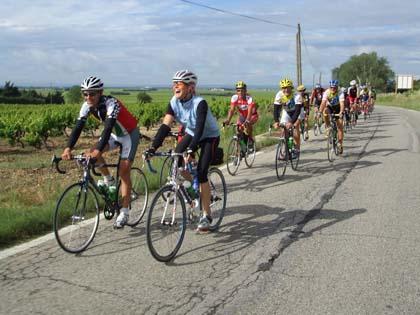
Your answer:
[146,185,187,262]
[327,132,334,162]
[290,144,300,171]
[53,183,100,253]
[226,138,241,176]
[159,156,174,187]
[207,167,227,231]
[275,138,288,179]
[313,123,319,136]
[244,139,256,168]
[126,167,149,227]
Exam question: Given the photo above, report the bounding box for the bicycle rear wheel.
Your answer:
[244,139,256,168]
[290,145,300,171]
[146,185,186,262]
[227,138,241,176]
[207,167,227,231]
[126,167,149,227]
[275,138,288,179]
[53,183,100,253]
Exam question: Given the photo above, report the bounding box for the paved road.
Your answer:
[1,106,420,314]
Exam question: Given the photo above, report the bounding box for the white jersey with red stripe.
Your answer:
[78,95,138,137]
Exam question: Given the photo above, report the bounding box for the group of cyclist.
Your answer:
[61,72,376,233]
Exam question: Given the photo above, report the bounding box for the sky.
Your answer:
[1,0,420,88]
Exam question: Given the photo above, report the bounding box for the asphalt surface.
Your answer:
[1,105,420,314]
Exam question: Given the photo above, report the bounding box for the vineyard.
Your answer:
[0,89,275,150]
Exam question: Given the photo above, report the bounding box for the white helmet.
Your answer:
[350,80,356,86]
[81,76,104,91]
[340,87,346,93]
[172,70,198,85]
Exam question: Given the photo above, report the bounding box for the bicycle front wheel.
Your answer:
[159,156,174,187]
[146,185,187,262]
[207,167,227,231]
[244,139,256,168]
[313,123,319,136]
[227,138,241,176]
[275,139,288,179]
[53,183,100,253]
[327,132,334,162]
[127,167,149,227]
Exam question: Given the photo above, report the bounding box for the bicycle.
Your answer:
[225,123,256,176]
[343,108,351,133]
[144,151,227,262]
[312,111,323,136]
[274,124,300,180]
[51,145,149,253]
[326,114,342,162]
[158,130,199,188]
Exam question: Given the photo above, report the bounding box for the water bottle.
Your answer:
[97,180,108,195]
[184,180,197,199]
[287,137,293,149]
[191,163,199,194]
[108,185,118,202]
[239,139,247,152]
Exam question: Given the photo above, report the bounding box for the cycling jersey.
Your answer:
[322,88,345,108]
[68,95,138,152]
[230,94,258,118]
[347,87,358,98]
[78,96,138,136]
[273,91,303,123]
[310,88,324,106]
[360,89,369,102]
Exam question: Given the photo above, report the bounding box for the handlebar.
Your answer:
[51,154,96,175]
[143,150,190,174]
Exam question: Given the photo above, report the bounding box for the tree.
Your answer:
[64,86,83,104]
[137,91,152,105]
[332,52,394,91]
[0,81,21,97]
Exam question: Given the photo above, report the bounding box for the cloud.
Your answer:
[0,0,419,86]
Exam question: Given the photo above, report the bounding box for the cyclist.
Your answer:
[273,78,303,159]
[359,85,370,117]
[146,70,220,233]
[223,80,258,150]
[347,80,359,124]
[341,86,351,125]
[369,86,376,111]
[297,84,310,140]
[310,83,324,127]
[61,76,140,228]
[319,79,345,154]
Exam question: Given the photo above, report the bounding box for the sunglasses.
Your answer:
[236,89,244,92]
[83,91,98,97]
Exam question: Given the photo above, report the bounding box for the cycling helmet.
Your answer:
[297,84,306,92]
[235,80,247,89]
[340,87,346,93]
[81,76,104,91]
[315,83,321,89]
[329,80,339,87]
[172,70,198,85]
[350,80,356,86]
[280,78,293,88]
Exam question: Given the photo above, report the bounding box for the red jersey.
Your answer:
[230,94,257,117]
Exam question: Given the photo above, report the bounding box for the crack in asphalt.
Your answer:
[197,115,382,315]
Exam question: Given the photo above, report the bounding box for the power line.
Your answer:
[301,31,319,72]
[179,0,296,29]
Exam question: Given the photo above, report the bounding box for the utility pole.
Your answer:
[319,72,322,85]
[296,23,302,85]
